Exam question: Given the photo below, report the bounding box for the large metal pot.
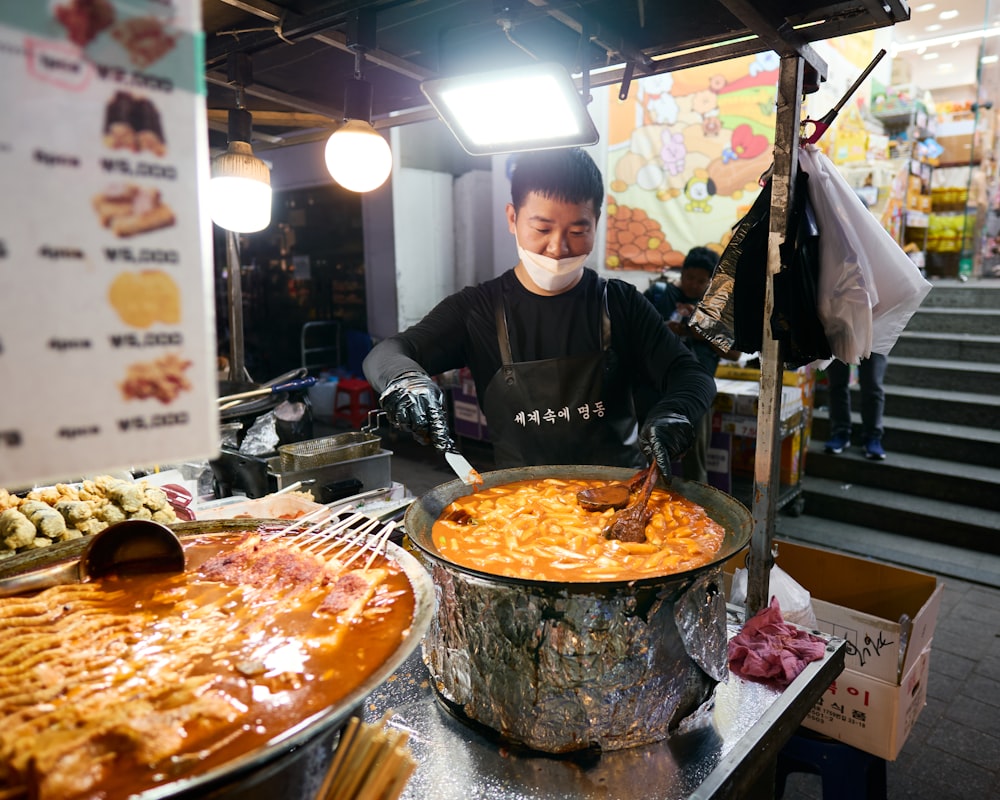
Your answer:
[0,518,435,800]
[404,465,753,754]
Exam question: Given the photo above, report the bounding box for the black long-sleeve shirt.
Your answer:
[363,268,716,429]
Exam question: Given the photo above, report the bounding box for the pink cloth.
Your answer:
[728,597,827,688]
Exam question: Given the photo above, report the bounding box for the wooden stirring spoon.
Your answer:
[576,467,650,512]
[603,463,661,543]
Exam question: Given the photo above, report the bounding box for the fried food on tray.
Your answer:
[0,477,178,555]
[0,509,35,551]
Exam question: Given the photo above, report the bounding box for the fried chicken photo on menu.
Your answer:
[120,352,192,404]
[53,0,114,47]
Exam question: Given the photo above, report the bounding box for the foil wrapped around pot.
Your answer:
[404,466,753,754]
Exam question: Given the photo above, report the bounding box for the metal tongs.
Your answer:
[800,48,886,145]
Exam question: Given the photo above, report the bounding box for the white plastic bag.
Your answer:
[798,146,873,363]
[799,145,932,363]
[730,564,818,629]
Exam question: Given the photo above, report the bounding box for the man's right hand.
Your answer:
[378,371,455,452]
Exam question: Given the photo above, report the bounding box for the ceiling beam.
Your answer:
[717,0,828,80]
[206,69,344,118]
[526,0,657,73]
[210,0,435,83]
[207,108,337,128]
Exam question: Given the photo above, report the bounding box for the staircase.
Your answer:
[775,279,1000,580]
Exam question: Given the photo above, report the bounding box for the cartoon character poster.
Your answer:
[603,52,781,271]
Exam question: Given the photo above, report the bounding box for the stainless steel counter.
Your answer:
[363,613,846,800]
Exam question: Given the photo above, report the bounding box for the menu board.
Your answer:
[0,0,219,487]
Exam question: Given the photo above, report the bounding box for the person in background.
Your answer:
[644,247,741,482]
[823,355,888,460]
[363,147,716,478]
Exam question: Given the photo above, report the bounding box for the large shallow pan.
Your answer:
[403,465,753,753]
[0,518,435,800]
[404,464,753,586]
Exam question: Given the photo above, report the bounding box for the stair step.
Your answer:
[798,475,1000,554]
[891,330,1000,363]
[885,356,1000,394]
[773,515,1000,588]
[804,444,1000,511]
[810,410,1000,468]
[920,279,1000,309]
[814,383,1000,428]
[905,306,1000,335]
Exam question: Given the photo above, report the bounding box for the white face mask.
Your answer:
[516,241,589,293]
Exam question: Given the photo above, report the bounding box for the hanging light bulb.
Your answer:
[209,113,272,233]
[325,78,392,192]
[208,56,272,233]
[324,15,392,193]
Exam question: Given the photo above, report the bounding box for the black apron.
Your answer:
[481,282,644,469]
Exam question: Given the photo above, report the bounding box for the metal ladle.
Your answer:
[0,519,185,598]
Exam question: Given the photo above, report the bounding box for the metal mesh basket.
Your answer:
[278,431,381,472]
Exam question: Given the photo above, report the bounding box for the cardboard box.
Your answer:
[706,430,732,493]
[712,380,803,419]
[776,542,941,684]
[714,409,803,439]
[725,540,942,685]
[937,133,981,165]
[724,542,941,759]
[726,427,802,486]
[804,644,932,760]
[714,364,814,388]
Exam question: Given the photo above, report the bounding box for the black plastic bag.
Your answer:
[692,171,831,367]
[771,170,832,367]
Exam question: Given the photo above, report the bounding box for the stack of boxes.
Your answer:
[708,365,816,493]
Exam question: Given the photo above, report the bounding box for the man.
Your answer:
[362,148,716,477]
[644,247,739,482]
[824,355,888,460]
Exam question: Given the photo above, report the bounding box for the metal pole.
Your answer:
[745,53,803,618]
[226,230,249,383]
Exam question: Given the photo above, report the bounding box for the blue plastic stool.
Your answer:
[775,729,887,800]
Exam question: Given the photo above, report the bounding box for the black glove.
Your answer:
[378,371,455,452]
[639,412,695,478]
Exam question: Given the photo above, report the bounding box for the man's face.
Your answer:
[506,191,597,258]
[679,267,711,301]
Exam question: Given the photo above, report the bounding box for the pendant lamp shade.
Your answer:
[209,106,272,233]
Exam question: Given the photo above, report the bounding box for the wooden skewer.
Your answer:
[315,717,360,800]
[315,714,417,800]
[382,756,417,800]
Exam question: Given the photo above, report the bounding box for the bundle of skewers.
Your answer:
[315,714,417,800]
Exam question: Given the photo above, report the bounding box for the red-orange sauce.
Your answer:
[433,478,726,582]
[0,532,417,800]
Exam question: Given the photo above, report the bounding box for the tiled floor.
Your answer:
[379,433,1000,800]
